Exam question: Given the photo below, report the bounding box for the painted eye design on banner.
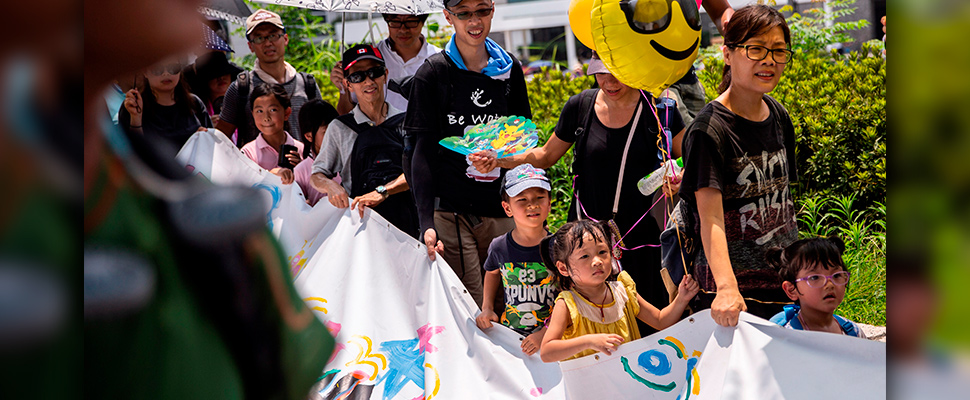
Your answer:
[620,336,703,396]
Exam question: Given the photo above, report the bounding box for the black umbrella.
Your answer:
[200,0,253,24]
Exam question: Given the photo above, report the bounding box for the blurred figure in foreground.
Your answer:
[84,0,333,398]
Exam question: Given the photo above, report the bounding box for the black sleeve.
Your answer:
[118,104,132,131]
[681,118,725,196]
[404,60,443,234]
[219,80,242,126]
[193,95,213,128]
[506,56,532,119]
[782,106,797,182]
[552,94,583,143]
[482,235,506,272]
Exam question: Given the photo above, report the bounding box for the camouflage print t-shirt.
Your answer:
[483,232,559,335]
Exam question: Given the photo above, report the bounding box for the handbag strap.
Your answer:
[612,102,643,217]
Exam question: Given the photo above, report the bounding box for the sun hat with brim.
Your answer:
[503,164,551,198]
[586,54,611,75]
[194,52,243,82]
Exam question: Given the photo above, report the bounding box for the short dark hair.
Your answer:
[297,99,339,158]
[718,4,792,94]
[249,83,291,132]
[766,236,846,285]
[382,13,430,22]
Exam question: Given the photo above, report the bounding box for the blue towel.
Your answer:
[445,34,513,79]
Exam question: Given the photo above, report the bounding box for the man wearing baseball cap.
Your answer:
[330,12,440,115]
[216,9,323,148]
[311,44,418,238]
[404,0,531,308]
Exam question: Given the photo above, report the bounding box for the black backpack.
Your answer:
[338,113,408,198]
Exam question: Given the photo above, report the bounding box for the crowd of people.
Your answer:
[87,0,873,396]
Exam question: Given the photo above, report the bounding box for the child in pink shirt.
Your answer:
[241,83,303,184]
[294,99,340,206]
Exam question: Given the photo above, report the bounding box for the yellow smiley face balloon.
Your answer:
[591,0,702,96]
[568,0,596,50]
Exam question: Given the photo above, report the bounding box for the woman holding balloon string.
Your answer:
[470,54,685,335]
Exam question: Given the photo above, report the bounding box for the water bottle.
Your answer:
[637,158,683,196]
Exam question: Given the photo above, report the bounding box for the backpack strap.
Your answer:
[234,70,252,148]
[834,315,858,337]
[302,72,319,100]
[335,113,366,135]
[571,88,599,178]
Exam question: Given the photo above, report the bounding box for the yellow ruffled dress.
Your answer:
[557,270,642,360]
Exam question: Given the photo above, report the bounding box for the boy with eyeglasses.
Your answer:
[404,0,531,309]
[331,13,440,115]
[217,9,322,148]
[766,237,866,338]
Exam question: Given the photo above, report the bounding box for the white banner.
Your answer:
[177,130,886,399]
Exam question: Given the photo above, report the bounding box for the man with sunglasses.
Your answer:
[217,9,322,148]
[311,44,418,238]
[331,13,440,115]
[404,0,531,309]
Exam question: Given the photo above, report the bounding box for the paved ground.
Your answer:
[858,323,887,342]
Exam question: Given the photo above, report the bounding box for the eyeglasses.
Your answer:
[445,7,494,21]
[794,271,850,288]
[385,18,423,28]
[148,63,182,76]
[620,0,700,34]
[345,66,386,84]
[728,44,794,64]
[249,32,285,45]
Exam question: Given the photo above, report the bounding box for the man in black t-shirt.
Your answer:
[404,0,532,307]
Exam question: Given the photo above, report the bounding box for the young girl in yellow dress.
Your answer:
[539,220,700,362]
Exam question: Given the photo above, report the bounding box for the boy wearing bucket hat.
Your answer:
[404,0,531,308]
[216,9,322,148]
[476,164,557,356]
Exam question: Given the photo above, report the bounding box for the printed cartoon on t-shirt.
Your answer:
[498,261,557,334]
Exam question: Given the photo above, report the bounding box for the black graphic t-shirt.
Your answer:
[404,52,532,233]
[680,95,798,292]
[483,232,558,335]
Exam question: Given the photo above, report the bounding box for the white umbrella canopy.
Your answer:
[255,0,442,14]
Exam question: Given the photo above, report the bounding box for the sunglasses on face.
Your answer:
[445,7,494,21]
[249,32,285,45]
[794,271,850,288]
[385,18,423,28]
[148,63,182,76]
[620,0,700,34]
[345,66,386,84]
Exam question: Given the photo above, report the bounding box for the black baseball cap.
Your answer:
[342,44,385,72]
[443,0,463,8]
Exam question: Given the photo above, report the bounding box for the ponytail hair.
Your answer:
[767,236,846,284]
[718,4,792,94]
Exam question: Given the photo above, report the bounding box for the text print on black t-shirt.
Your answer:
[729,148,795,245]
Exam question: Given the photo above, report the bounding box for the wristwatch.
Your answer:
[375,185,388,199]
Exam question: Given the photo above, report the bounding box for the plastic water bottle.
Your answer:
[637,158,683,196]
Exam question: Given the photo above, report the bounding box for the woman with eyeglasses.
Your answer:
[403,0,532,309]
[679,5,799,327]
[120,57,212,153]
[311,44,418,238]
